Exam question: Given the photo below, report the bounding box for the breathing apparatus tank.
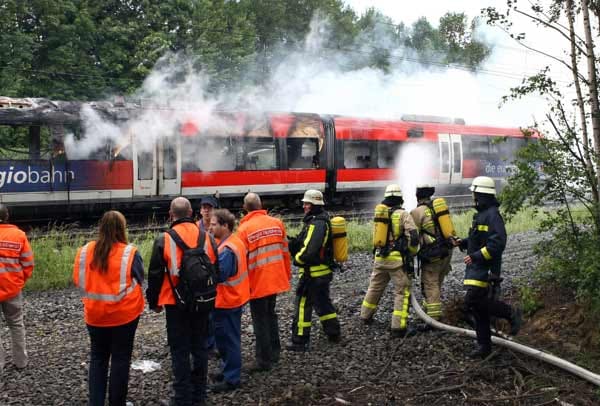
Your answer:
[330,216,348,263]
[373,204,390,248]
[432,197,456,239]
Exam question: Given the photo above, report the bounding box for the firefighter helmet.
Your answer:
[301,189,325,205]
[469,176,496,195]
[384,184,403,198]
[416,183,435,198]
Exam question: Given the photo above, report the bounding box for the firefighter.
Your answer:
[287,189,341,351]
[236,193,291,372]
[0,204,34,374]
[454,176,522,358]
[360,184,419,338]
[410,184,453,321]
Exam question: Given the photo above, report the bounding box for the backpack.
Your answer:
[417,202,449,263]
[165,228,219,313]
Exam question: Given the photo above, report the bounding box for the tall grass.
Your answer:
[25,208,547,292]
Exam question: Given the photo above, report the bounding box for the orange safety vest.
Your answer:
[159,222,217,306]
[0,224,34,302]
[236,210,291,299]
[216,233,250,309]
[73,241,144,327]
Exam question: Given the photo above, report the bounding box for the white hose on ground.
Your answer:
[410,286,600,386]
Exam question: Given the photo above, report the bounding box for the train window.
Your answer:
[163,138,177,179]
[181,136,236,172]
[236,137,277,170]
[137,150,154,180]
[288,138,319,169]
[452,142,461,173]
[377,141,400,168]
[440,142,450,173]
[344,140,377,169]
[463,136,489,159]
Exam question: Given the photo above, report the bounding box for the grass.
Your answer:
[24,207,549,292]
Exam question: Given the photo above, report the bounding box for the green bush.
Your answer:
[517,283,544,316]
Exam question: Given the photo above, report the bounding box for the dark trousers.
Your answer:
[291,276,340,344]
[249,295,281,368]
[214,306,242,385]
[165,305,209,406]
[87,316,139,406]
[464,286,512,350]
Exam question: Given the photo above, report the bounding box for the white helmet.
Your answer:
[469,176,496,195]
[384,184,403,198]
[301,189,325,206]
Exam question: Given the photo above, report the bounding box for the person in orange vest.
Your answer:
[207,209,249,392]
[198,195,218,232]
[73,210,144,406]
[0,204,34,374]
[236,192,291,372]
[146,197,218,406]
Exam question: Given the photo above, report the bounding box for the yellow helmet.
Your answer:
[469,176,496,195]
[301,189,325,205]
[384,184,403,198]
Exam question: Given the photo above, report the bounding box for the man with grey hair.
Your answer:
[0,204,34,373]
[147,197,218,406]
[236,192,291,372]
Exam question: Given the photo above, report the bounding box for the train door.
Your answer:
[438,134,463,184]
[132,136,181,197]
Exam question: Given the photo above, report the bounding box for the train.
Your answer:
[0,96,537,222]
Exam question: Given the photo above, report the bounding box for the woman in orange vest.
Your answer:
[208,209,250,392]
[73,211,145,406]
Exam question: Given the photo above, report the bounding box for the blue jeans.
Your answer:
[165,305,209,406]
[87,316,139,406]
[214,307,242,385]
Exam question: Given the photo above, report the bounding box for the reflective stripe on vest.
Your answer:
[78,243,138,301]
[221,239,249,287]
[167,235,179,276]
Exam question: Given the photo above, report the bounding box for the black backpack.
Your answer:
[165,228,219,313]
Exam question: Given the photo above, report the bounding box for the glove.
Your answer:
[288,236,301,257]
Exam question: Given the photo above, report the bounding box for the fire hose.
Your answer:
[410,286,600,386]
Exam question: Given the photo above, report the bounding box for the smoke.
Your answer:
[66,9,547,172]
[395,143,435,210]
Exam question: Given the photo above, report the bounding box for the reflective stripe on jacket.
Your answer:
[73,241,144,327]
[294,209,333,278]
[159,222,217,306]
[216,234,250,309]
[462,204,507,286]
[0,224,34,302]
[237,210,291,299]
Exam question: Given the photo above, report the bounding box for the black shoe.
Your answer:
[285,341,309,352]
[209,381,240,393]
[361,317,374,325]
[510,307,523,335]
[246,362,271,373]
[327,334,342,343]
[468,346,491,359]
[416,324,434,333]
[209,371,224,382]
[391,327,417,338]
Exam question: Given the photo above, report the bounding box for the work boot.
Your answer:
[285,340,309,352]
[390,327,417,339]
[327,334,342,343]
[246,362,271,374]
[510,306,523,336]
[468,346,491,359]
[209,381,240,393]
[361,317,374,325]
[209,371,224,382]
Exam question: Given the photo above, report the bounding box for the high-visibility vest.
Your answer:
[73,241,144,327]
[159,222,217,306]
[0,224,34,302]
[216,234,250,309]
[237,210,291,299]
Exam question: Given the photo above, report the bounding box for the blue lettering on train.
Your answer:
[0,163,75,192]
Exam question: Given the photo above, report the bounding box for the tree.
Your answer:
[486,1,600,310]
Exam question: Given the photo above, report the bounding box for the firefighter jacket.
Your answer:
[0,224,34,302]
[73,241,145,327]
[216,233,250,309]
[146,217,217,308]
[410,199,448,262]
[294,208,334,278]
[236,210,291,299]
[460,203,506,288]
[375,206,419,265]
